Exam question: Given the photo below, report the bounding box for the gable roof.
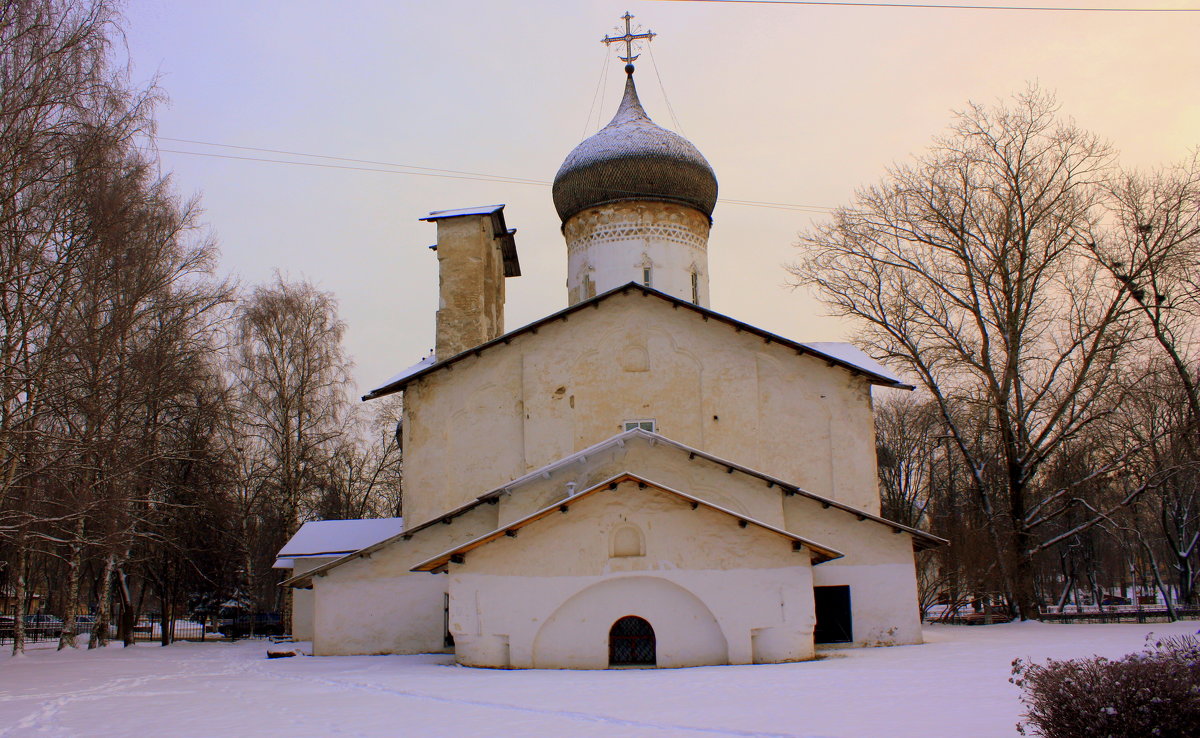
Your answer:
[279,428,945,588]
[272,518,404,569]
[410,472,843,573]
[400,428,945,548]
[363,283,912,400]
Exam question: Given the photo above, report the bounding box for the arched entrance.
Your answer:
[609,616,656,666]
[532,577,726,668]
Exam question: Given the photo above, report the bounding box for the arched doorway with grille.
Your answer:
[609,615,656,666]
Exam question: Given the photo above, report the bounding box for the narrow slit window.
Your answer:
[691,272,699,304]
[642,267,651,287]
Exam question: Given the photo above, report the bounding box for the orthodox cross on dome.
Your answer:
[602,11,655,68]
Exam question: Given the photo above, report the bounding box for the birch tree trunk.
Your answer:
[89,553,116,649]
[11,536,27,656]
[57,517,86,650]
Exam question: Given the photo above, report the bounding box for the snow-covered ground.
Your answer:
[1,620,1195,737]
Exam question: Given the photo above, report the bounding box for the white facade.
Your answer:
[288,419,934,666]
[442,477,819,669]
[565,201,711,306]
[274,518,403,642]
[277,57,941,669]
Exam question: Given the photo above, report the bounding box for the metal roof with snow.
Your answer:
[273,518,404,569]
[552,70,718,224]
[364,282,913,401]
[419,204,520,277]
[411,472,844,573]
[279,429,945,588]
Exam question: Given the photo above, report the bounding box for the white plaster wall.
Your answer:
[812,563,923,647]
[290,556,337,642]
[447,479,816,669]
[564,201,711,307]
[309,440,921,658]
[401,292,882,529]
[310,505,498,656]
[401,350,526,528]
[313,571,447,656]
[784,495,923,646]
[452,569,814,669]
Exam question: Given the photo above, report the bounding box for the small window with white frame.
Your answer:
[623,419,656,433]
[642,267,652,287]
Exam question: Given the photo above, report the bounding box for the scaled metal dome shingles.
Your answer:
[552,73,718,224]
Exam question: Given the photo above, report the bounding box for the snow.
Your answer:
[420,204,504,221]
[273,518,404,568]
[799,342,909,387]
[2,620,1195,737]
[370,353,437,395]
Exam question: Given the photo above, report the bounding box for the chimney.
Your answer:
[420,205,520,359]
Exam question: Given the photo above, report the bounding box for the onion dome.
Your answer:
[552,69,718,224]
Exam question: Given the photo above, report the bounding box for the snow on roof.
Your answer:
[275,518,404,563]
[373,354,436,392]
[410,472,843,573]
[281,428,945,587]
[363,284,913,401]
[799,342,907,387]
[419,204,504,221]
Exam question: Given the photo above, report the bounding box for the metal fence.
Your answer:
[1037,608,1200,624]
[0,618,226,645]
[926,606,1200,626]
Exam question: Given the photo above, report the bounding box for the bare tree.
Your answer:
[791,87,1144,618]
[232,275,351,626]
[0,0,122,654]
[313,396,403,521]
[876,393,942,529]
[57,120,226,648]
[1091,156,1200,425]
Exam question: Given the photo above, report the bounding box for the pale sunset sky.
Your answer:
[121,0,1200,393]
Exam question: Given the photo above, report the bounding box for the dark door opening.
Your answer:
[609,615,656,666]
[814,585,853,644]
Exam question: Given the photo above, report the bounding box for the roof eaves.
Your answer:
[386,427,946,553]
[410,472,844,573]
[278,532,410,588]
[646,433,946,550]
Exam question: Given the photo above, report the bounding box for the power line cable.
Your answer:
[153,136,545,184]
[596,50,611,131]
[647,41,685,135]
[149,139,835,212]
[583,45,610,139]
[651,0,1198,11]
[151,148,551,186]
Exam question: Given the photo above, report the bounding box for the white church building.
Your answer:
[278,32,943,668]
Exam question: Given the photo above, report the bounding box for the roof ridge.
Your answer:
[409,471,844,573]
[363,283,912,400]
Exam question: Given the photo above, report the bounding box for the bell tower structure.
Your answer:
[552,14,718,307]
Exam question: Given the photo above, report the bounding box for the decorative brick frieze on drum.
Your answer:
[565,201,711,306]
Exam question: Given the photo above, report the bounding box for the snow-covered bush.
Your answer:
[1011,632,1200,737]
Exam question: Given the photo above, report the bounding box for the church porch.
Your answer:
[415,475,834,669]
